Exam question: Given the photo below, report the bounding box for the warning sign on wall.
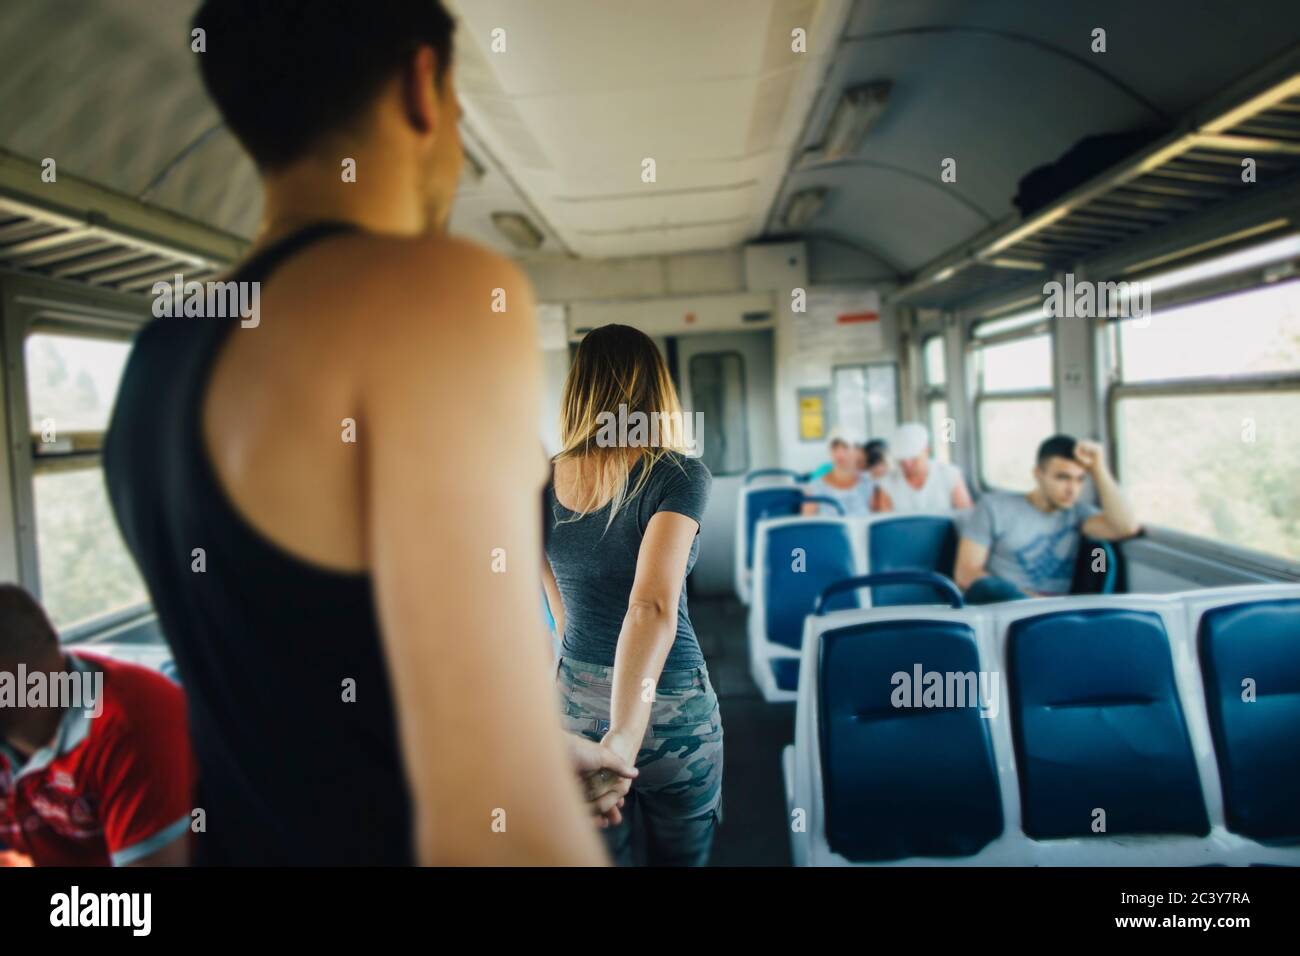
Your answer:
[797,388,829,441]
[793,291,884,357]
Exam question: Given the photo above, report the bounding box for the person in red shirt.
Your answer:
[0,585,195,866]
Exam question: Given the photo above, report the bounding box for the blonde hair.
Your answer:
[555,324,689,526]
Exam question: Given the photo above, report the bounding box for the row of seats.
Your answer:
[782,584,1300,866]
[736,468,851,604]
[734,468,1121,603]
[735,480,817,605]
[748,513,959,702]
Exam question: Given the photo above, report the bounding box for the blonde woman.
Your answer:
[541,324,723,866]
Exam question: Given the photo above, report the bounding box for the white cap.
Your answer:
[827,425,860,446]
[892,422,930,459]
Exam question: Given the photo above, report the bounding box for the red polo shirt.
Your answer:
[0,652,195,866]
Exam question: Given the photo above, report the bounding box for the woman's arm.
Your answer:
[541,554,565,638]
[601,511,699,766]
[542,551,636,824]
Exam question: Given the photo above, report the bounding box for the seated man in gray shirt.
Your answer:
[954,435,1141,604]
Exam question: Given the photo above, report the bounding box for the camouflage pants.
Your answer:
[555,656,724,867]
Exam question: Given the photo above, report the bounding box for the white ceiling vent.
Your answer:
[443,0,852,258]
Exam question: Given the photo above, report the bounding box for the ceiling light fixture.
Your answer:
[783,188,829,230]
[491,212,544,251]
[813,81,892,162]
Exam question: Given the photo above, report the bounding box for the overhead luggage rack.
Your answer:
[0,149,245,298]
[893,72,1300,310]
[0,195,230,296]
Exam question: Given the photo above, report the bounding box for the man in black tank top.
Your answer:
[104,1,626,865]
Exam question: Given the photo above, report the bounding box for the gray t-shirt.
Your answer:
[546,453,712,670]
[961,492,1100,595]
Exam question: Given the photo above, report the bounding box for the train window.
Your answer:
[921,336,949,464]
[923,335,946,385]
[688,351,749,476]
[972,328,1054,491]
[1116,280,1300,382]
[24,332,148,631]
[832,362,898,444]
[927,400,951,466]
[1109,279,1300,561]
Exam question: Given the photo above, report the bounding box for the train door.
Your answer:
[673,329,777,597]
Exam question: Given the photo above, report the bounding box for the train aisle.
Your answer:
[692,597,794,867]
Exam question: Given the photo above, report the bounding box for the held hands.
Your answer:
[568,733,638,828]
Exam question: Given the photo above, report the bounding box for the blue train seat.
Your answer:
[863,514,959,606]
[818,617,1003,861]
[1008,608,1209,839]
[1198,597,1300,843]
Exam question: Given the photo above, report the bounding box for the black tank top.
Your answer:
[104,223,412,865]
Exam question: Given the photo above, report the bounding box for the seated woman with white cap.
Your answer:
[871,422,973,514]
[801,427,875,516]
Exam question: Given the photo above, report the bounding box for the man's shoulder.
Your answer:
[71,653,185,736]
[1068,500,1103,529]
[347,234,527,302]
[938,460,964,481]
[975,490,1027,523]
[309,235,537,392]
[338,235,534,349]
[972,494,1029,530]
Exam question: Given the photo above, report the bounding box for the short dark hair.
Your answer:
[0,585,57,657]
[193,0,456,169]
[865,439,888,469]
[1036,434,1078,468]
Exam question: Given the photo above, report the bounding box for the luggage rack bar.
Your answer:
[892,69,1300,309]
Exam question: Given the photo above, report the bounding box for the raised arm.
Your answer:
[601,509,699,767]
[1074,440,1141,540]
[363,239,605,866]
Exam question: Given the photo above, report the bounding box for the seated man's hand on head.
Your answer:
[1072,439,1104,472]
[568,734,638,827]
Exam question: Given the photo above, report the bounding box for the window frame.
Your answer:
[686,348,750,477]
[2,277,154,641]
[968,321,1055,491]
[830,359,901,442]
[1103,278,1300,576]
[920,333,947,402]
[920,334,951,463]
